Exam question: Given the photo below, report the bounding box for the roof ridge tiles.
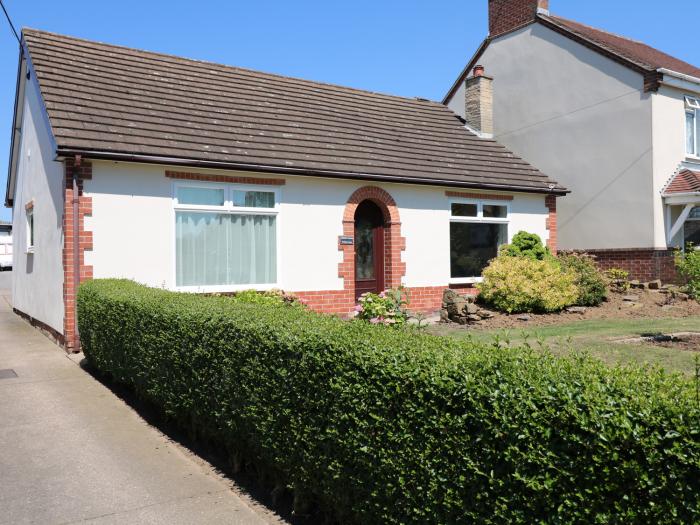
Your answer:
[22,28,441,107]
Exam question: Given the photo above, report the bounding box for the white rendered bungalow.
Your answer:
[5,29,565,351]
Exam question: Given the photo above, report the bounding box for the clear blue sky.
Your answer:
[1,0,698,222]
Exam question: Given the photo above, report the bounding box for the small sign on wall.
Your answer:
[339,236,354,245]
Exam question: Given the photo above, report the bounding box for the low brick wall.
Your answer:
[581,248,678,283]
[296,284,479,316]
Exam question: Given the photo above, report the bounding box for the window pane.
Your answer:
[483,204,507,218]
[450,222,507,278]
[177,187,225,206]
[689,207,700,219]
[232,190,275,208]
[688,112,697,155]
[685,220,700,246]
[28,213,34,247]
[176,212,276,286]
[451,203,478,217]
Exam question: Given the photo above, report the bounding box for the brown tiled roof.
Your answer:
[20,28,565,195]
[444,13,700,104]
[664,168,700,195]
[540,15,700,79]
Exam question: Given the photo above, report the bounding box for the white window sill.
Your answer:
[449,277,483,285]
[685,155,700,164]
[174,283,280,294]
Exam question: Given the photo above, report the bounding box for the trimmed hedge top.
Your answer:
[78,280,700,524]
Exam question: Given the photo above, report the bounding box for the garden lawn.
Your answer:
[433,316,700,375]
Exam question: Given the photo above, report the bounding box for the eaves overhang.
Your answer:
[55,147,570,197]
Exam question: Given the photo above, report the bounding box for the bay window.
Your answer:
[450,200,509,281]
[174,183,278,290]
[686,96,700,156]
[686,206,700,246]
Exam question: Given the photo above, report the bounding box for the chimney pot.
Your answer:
[473,65,485,77]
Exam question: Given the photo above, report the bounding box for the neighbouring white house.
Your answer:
[0,221,11,270]
[4,29,565,351]
[444,0,700,281]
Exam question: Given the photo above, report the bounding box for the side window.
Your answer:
[26,206,35,252]
[685,96,700,156]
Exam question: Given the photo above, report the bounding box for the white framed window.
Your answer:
[449,199,509,283]
[26,208,35,253]
[685,97,700,157]
[173,181,279,291]
[685,206,700,247]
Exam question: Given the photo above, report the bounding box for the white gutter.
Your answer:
[657,68,700,86]
[657,68,700,95]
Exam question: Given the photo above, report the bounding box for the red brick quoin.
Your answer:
[63,158,93,352]
[545,195,557,255]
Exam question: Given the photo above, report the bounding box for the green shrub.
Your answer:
[230,288,306,307]
[355,287,409,326]
[478,256,579,313]
[606,268,631,293]
[500,231,550,260]
[78,280,700,524]
[558,253,607,306]
[676,246,700,299]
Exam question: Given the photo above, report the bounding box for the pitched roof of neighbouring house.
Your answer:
[444,12,700,103]
[540,15,700,79]
[18,28,566,195]
[663,168,700,196]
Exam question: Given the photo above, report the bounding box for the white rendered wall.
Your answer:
[652,85,700,248]
[84,162,551,292]
[446,24,654,250]
[11,78,65,333]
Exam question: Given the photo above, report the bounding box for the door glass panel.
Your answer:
[355,218,375,279]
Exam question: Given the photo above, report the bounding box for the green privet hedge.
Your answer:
[78,279,700,524]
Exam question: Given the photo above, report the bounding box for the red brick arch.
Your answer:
[339,186,406,300]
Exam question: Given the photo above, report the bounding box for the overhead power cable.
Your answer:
[0,0,20,44]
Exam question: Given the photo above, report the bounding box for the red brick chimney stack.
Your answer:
[488,0,549,38]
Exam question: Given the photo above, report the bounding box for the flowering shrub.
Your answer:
[355,287,409,326]
[478,256,579,313]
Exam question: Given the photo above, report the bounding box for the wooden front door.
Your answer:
[354,200,385,299]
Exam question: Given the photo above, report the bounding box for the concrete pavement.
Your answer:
[0,272,279,524]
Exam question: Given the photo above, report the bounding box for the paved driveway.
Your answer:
[0,270,11,302]
[0,274,276,524]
